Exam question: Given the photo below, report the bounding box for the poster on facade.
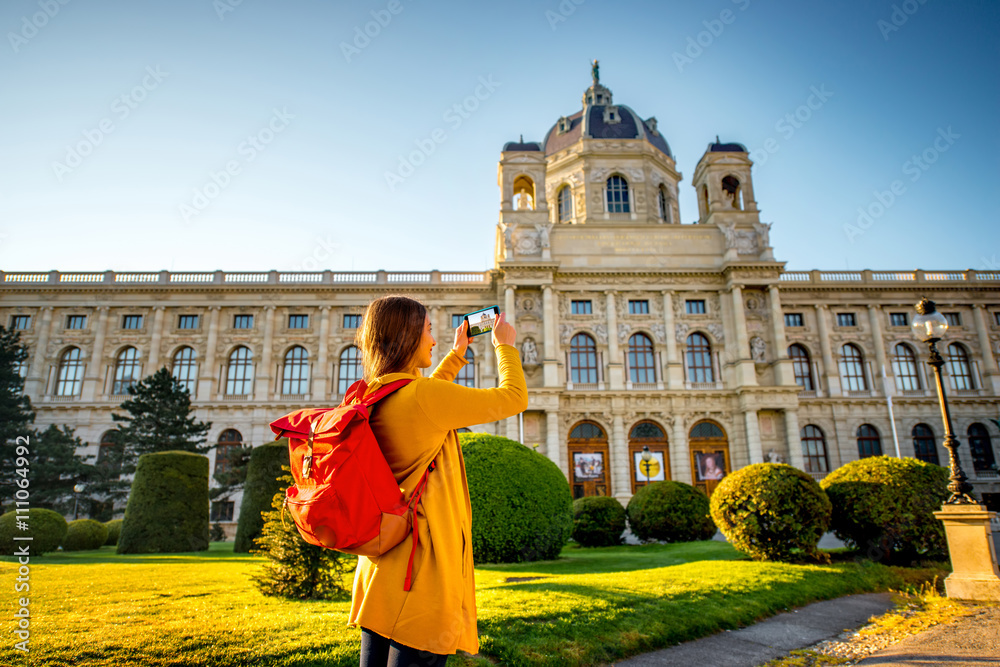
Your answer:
[633,451,665,482]
[573,452,604,481]
[695,451,726,481]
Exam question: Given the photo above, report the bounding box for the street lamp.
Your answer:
[641,445,651,485]
[911,298,976,504]
[73,483,85,519]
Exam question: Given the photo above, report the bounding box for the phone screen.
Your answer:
[464,306,500,337]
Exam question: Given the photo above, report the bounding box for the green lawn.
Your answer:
[0,541,936,667]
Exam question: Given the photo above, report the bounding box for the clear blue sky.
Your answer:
[0,0,997,273]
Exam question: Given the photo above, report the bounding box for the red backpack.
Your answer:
[268,378,435,591]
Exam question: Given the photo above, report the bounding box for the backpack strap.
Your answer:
[404,459,436,592]
[360,378,413,407]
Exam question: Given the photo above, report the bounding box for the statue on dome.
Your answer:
[592,59,599,83]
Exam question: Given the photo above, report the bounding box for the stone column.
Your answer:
[933,505,1000,601]
[743,409,764,465]
[973,305,1000,393]
[543,286,559,387]
[81,306,110,401]
[730,285,756,386]
[611,413,629,502]
[504,287,516,327]
[312,306,331,399]
[24,306,53,397]
[662,291,683,388]
[867,305,891,396]
[147,306,166,371]
[815,305,841,396]
[605,291,624,389]
[198,307,221,401]
[254,306,275,400]
[768,285,795,386]
[670,416,691,484]
[784,409,803,470]
[546,410,565,477]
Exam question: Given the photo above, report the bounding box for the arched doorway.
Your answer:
[628,420,669,493]
[689,420,730,496]
[568,421,610,499]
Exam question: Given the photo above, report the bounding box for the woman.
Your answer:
[348,295,527,666]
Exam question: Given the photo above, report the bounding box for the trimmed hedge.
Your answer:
[104,519,123,546]
[234,441,290,553]
[821,456,949,562]
[459,433,573,563]
[117,451,210,554]
[710,463,831,562]
[572,496,626,547]
[627,481,716,543]
[62,519,109,551]
[0,508,68,556]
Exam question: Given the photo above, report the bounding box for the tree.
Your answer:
[110,367,211,503]
[29,425,93,516]
[210,442,253,513]
[0,325,35,509]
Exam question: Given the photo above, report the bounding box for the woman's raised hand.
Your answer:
[491,311,516,348]
[451,319,470,357]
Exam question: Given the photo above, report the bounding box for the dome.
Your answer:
[708,139,747,153]
[502,140,541,152]
[541,97,672,158]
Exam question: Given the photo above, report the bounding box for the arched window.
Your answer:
[282,346,309,395]
[912,424,939,465]
[839,344,868,391]
[513,175,535,210]
[215,429,243,474]
[225,346,254,395]
[56,347,83,396]
[800,425,829,473]
[558,185,573,222]
[857,424,882,458]
[454,348,475,387]
[788,344,814,391]
[570,333,598,384]
[338,346,361,395]
[892,343,921,391]
[606,175,630,213]
[967,423,997,471]
[171,347,197,395]
[96,430,123,473]
[685,333,714,383]
[721,175,741,209]
[657,185,670,222]
[947,343,974,390]
[628,333,656,384]
[112,347,141,395]
[570,421,606,439]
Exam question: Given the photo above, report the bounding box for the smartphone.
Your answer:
[463,306,500,337]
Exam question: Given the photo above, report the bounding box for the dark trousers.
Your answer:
[360,627,449,667]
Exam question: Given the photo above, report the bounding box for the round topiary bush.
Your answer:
[710,463,831,562]
[821,456,949,562]
[117,451,210,554]
[234,441,290,553]
[572,496,626,547]
[459,433,573,563]
[626,481,716,543]
[0,508,68,556]
[104,519,123,546]
[62,519,109,551]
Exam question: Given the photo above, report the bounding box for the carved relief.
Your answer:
[675,322,690,343]
[618,323,631,344]
[593,324,608,344]
[707,323,725,343]
[650,323,666,343]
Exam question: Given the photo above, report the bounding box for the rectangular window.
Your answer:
[685,300,706,315]
[210,500,234,522]
[233,314,254,329]
[343,314,362,329]
[288,314,308,329]
[784,313,804,327]
[836,313,857,327]
[944,312,961,327]
[122,315,143,330]
[66,315,87,330]
[889,312,908,327]
[628,300,649,315]
[178,315,200,329]
[10,315,31,330]
[570,300,592,315]
[452,314,465,329]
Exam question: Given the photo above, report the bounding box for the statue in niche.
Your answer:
[502,222,515,255]
[521,338,539,365]
[754,221,772,248]
[750,336,767,363]
[535,223,551,248]
[766,449,784,464]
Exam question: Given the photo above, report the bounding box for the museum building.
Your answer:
[3,70,999,529]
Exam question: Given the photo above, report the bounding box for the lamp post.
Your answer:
[911,298,976,504]
[73,483,84,520]
[641,445,651,485]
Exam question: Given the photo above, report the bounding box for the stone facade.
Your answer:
[3,73,999,525]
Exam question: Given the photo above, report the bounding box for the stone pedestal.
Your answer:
[933,504,1000,602]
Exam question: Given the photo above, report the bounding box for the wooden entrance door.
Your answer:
[689,420,730,497]
[628,420,669,493]
[568,421,610,499]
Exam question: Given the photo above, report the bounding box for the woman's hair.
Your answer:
[355,295,427,381]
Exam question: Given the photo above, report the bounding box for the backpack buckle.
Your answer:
[303,421,316,479]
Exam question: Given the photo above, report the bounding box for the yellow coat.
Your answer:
[347,344,528,655]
